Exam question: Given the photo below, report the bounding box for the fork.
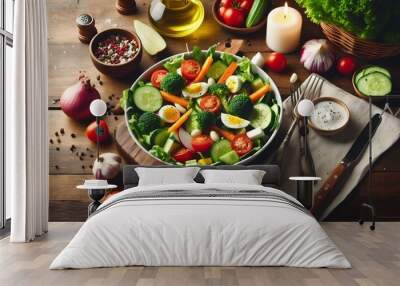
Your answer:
[274,74,324,165]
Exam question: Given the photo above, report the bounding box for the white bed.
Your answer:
[50,166,350,269]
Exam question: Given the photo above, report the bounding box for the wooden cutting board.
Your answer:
[114,40,244,165]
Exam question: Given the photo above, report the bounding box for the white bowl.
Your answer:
[124,51,283,165]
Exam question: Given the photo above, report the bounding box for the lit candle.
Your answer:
[266,2,302,53]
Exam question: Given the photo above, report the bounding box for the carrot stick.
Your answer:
[249,84,271,103]
[168,109,193,133]
[160,91,189,108]
[211,126,235,142]
[193,56,213,83]
[217,62,238,84]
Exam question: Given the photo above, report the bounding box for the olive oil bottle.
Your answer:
[149,0,205,38]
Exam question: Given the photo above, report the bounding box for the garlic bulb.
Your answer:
[300,39,335,73]
[92,153,122,180]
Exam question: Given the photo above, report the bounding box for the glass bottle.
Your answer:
[148,0,205,38]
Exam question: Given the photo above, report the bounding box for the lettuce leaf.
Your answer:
[237,57,254,82]
[163,55,184,73]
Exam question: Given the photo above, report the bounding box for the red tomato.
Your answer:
[239,0,253,12]
[231,134,253,156]
[85,120,111,144]
[199,95,221,114]
[265,52,287,73]
[173,148,195,162]
[337,56,357,76]
[181,59,201,81]
[192,135,214,153]
[222,7,246,27]
[150,69,168,88]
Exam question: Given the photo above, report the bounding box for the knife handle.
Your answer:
[311,162,347,219]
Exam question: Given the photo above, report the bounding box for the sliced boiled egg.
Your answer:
[221,113,250,129]
[226,75,242,93]
[182,82,208,98]
[158,105,181,123]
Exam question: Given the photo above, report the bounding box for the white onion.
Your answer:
[300,39,335,73]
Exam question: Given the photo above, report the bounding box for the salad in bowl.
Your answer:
[121,46,282,165]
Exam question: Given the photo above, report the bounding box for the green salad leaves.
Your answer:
[296,0,400,43]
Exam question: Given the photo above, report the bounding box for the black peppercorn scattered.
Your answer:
[79,157,83,161]
[114,116,118,121]
[60,128,65,135]
[55,132,59,137]
[71,133,76,138]
[56,147,60,151]
[55,165,59,169]
[50,139,54,144]
[96,75,100,81]
[57,139,61,143]
[82,165,85,169]
[99,81,103,85]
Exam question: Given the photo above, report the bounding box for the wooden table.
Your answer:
[47,0,400,221]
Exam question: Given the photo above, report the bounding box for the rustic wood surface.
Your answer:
[47,0,400,222]
[2,222,400,286]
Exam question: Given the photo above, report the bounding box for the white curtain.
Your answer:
[8,0,49,242]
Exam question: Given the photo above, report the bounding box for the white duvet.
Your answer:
[50,183,350,269]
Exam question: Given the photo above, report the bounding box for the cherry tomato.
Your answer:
[265,52,287,73]
[231,134,253,156]
[337,56,357,76]
[150,69,168,88]
[85,120,111,144]
[222,7,246,27]
[191,135,214,153]
[181,59,201,81]
[173,148,195,162]
[199,95,222,114]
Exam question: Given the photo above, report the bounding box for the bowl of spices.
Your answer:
[308,97,350,135]
[89,28,142,78]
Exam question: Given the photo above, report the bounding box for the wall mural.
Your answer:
[48,0,400,222]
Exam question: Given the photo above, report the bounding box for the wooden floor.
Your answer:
[0,222,399,286]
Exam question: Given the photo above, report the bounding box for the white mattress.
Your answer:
[50,183,350,269]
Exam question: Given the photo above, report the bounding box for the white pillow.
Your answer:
[135,167,200,186]
[200,169,266,185]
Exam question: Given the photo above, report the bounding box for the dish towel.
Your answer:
[261,74,400,220]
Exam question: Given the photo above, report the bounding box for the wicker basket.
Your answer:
[321,22,400,60]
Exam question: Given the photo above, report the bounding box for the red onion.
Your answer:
[60,73,101,121]
[300,39,335,74]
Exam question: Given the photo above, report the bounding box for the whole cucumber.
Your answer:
[246,0,269,28]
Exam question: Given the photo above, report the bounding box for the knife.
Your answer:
[311,113,382,220]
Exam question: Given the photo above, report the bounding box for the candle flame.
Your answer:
[284,2,288,18]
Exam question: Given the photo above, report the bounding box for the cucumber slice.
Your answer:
[356,72,392,96]
[211,139,232,163]
[250,103,274,130]
[355,66,391,84]
[133,86,163,112]
[207,61,227,80]
[150,128,170,146]
[219,150,240,165]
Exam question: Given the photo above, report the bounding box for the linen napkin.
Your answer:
[262,74,400,220]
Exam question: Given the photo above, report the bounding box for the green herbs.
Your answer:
[160,72,185,94]
[296,0,400,43]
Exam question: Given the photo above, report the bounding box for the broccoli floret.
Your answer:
[160,72,185,94]
[208,83,230,113]
[229,94,253,117]
[196,111,216,130]
[208,83,229,97]
[137,112,161,134]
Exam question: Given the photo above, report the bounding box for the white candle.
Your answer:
[266,2,302,53]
